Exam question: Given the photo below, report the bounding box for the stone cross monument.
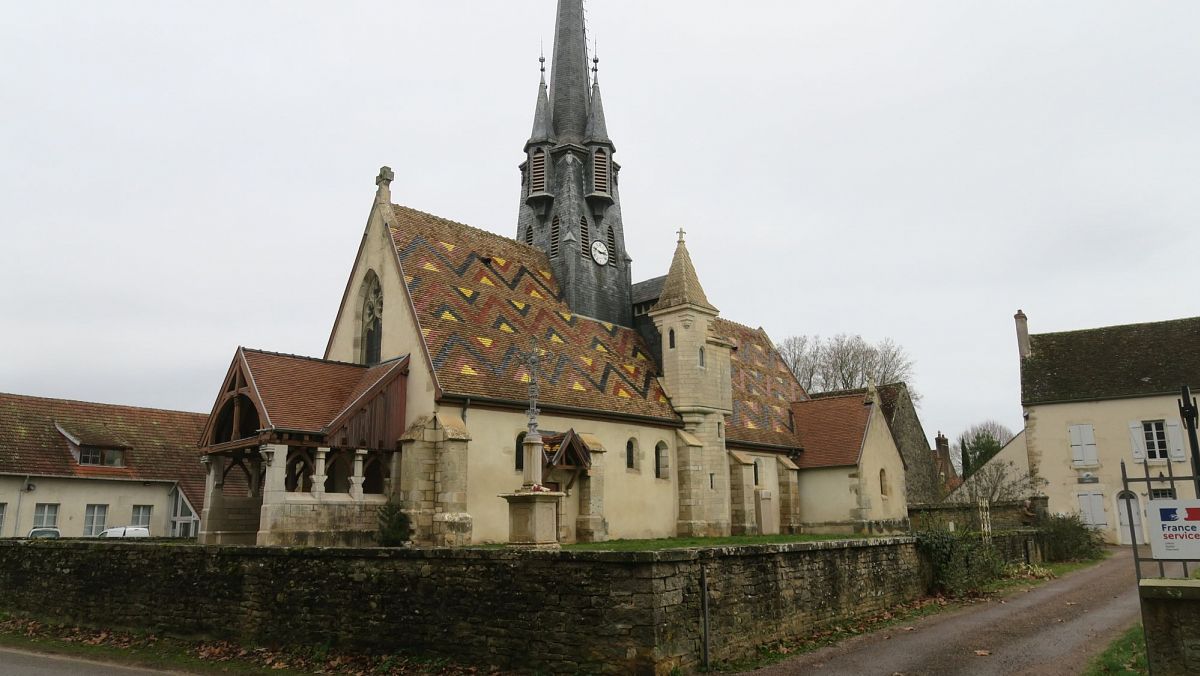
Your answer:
[501,338,564,547]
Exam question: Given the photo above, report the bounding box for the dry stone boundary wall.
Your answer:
[0,538,929,673]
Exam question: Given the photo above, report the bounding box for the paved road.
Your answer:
[747,548,1142,676]
[0,647,178,675]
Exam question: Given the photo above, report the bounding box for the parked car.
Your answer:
[97,526,150,538]
[27,527,60,539]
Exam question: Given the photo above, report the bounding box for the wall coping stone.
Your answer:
[1140,578,1200,600]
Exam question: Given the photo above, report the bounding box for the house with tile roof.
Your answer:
[1006,310,1200,544]
[197,0,910,546]
[0,393,206,538]
[789,386,909,529]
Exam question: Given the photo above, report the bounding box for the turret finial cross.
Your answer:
[676,227,686,243]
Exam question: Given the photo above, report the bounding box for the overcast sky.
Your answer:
[3,1,1199,448]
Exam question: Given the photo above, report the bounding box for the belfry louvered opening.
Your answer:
[606,226,616,266]
[580,216,590,257]
[530,148,547,194]
[593,149,608,193]
[523,225,533,246]
[550,215,561,257]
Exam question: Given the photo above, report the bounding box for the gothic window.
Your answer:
[580,216,590,256]
[668,329,675,350]
[524,225,534,246]
[360,271,383,365]
[515,432,526,471]
[550,216,561,257]
[698,347,706,368]
[625,438,637,470]
[880,468,889,497]
[593,148,609,193]
[606,226,616,266]
[530,148,547,194]
[753,459,761,486]
[654,441,670,479]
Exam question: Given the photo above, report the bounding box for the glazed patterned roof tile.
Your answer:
[389,205,677,422]
[790,392,871,468]
[0,392,209,510]
[716,319,808,449]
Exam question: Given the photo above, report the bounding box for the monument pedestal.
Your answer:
[501,491,564,548]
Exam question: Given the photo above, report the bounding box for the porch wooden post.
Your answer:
[349,449,367,500]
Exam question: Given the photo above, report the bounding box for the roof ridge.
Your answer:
[799,391,866,402]
[390,203,545,256]
[241,347,389,369]
[0,392,206,417]
[1033,315,1200,339]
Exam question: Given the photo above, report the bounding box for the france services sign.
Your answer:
[1148,499,1200,559]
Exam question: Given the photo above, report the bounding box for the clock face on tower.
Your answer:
[590,240,609,266]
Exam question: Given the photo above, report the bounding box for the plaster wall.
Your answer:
[324,203,437,430]
[743,452,781,530]
[949,430,1031,502]
[1025,395,1198,545]
[858,405,910,521]
[797,466,859,523]
[0,476,176,538]
[461,406,680,543]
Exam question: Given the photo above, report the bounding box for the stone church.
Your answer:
[197,0,915,547]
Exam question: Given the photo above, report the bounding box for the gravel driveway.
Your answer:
[744,547,1141,676]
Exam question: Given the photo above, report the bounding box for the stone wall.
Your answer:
[909,498,1047,532]
[0,537,929,674]
[1140,579,1200,675]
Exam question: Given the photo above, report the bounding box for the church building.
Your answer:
[197,0,911,547]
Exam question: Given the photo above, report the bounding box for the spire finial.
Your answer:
[676,227,686,243]
[592,39,599,84]
[375,166,394,205]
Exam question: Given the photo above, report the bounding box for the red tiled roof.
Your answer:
[240,349,401,432]
[717,319,807,449]
[389,205,677,422]
[0,392,208,510]
[790,392,871,468]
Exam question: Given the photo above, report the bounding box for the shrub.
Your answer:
[376,499,411,546]
[1040,513,1104,562]
[916,530,1006,597]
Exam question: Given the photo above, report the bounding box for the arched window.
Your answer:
[530,148,547,194]
[880,468,889,497]
[580,216,590,257]
[606,226,617,267]
[654,441,669,479]
[593,148,609,193]
[753,459,761,486]
[626,439,637,470]
[668,329,675,350]
[524,225,534,246]
[360,271,383,365]
[515,432,526,472]
[550,216,561,258]
[698,347,706,368]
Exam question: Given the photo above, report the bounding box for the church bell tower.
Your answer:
[516,0,632,327]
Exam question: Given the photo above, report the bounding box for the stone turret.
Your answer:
[649,231,733,536]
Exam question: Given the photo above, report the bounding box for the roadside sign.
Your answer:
[1147,499,1200,559]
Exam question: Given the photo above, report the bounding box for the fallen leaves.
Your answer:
[974,650,992,657]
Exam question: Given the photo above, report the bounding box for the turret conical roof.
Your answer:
[653,231,717,314]
[527,64,553,147]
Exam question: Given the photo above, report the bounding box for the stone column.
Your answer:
[197,455,222,544]
[350,449,367,500]
[311,447,328,497]
[523,432,544,488]
[576,446,607,542]
[728,455,758,535]
[384,450,400,497]
[260,444,288,503]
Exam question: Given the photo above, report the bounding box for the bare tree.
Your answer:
[950,459,1046,504]
[953,419,1016,475]
[776,333,917,396]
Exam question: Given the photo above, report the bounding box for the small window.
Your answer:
[1143,421,1168,460]
[79,447,125,467]
[753,459,761,486]
[524,225,534,246]
[530,148,547,194]
[550,216,561,257]
[515,432,526,472]
[625,439,636,470]
[580,216,590,257]
[668,329,675,350]
[606,227,617,267]
[699,347,706,368]
[880,468,889,497]
[654,441,669,479]
[1150,488,1176,500]
[593,148,609,193]
[84,504,108,536]
[131,505,153,528]
[709,473,715,490]
[33,503,58,528]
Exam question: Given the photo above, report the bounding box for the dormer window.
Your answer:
[80,447,124,467]
[593,148,609,193]
[530,148,547,194]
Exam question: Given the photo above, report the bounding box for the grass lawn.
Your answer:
[1084,624,1147,676]
[563,532,873,551]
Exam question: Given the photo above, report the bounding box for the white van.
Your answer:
[97,526,150,538]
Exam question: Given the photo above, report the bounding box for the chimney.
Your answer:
[1014,309,1031,359]
[934,431,949,455]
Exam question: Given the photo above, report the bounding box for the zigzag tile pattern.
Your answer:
[715,318,808,449]
[389,206,677,422]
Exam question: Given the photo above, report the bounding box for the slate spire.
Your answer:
[527,56,553,148]
[548,0,590,144]
[585,55,610,144]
